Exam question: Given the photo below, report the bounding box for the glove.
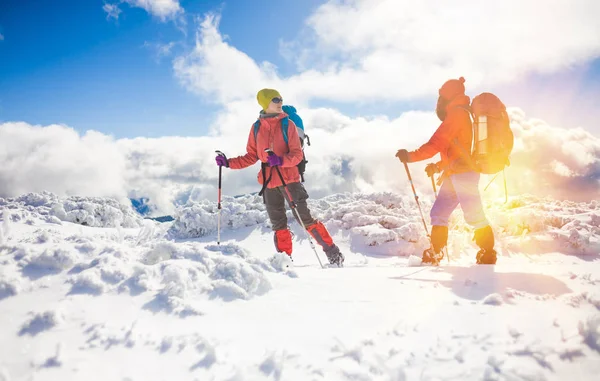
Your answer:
[215,155,229,167]
[395,149,410,163]
[267,154,283,167]
[425,163,440,177]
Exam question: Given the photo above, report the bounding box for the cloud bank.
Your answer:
[0,123,128,204]
[2,107,598,216]
[175,1,600,105]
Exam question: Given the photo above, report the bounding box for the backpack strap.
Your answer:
[253,117,289,145]
[253,120,261,141]
[455,104,474,121]
[253,117,290,197]
[258,162,272,197]
[281,117,289,145]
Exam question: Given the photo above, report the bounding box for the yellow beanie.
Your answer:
[256,88,282,111]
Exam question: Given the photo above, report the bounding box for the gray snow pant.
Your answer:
[263,182,315,231]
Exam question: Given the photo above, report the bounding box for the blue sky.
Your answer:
[1,0,599,138]
[0,0,323,138]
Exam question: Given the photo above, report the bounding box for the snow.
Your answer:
[406,254,423,267]
[0,192,143,228]
[579,316,600,353]
[18,310,62,337]
[482,293,504,306]
[0,191,599,380]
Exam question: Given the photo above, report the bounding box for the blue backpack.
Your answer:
[253,105,310,182]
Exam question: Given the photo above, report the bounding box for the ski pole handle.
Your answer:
[215,150,227,208]
[264,149,295,207]
[265,149,286,186]
[215,150,228,161]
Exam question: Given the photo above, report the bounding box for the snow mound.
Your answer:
[205,243,250,258]
[41,344,63,368]
[0,226,284,318]
[482,293,504,306]
[144,261,209,317]
[407,255,423,267]
[316,192,415,224]
[579,315,600,353]
[0,192,143,228]
[268,252,295,273]
[141,241,275,303]
[18,310,62,336]
[316,192,426,249]
[27,246,79,272]
[488,195,600,255]
[210,260,272,301]
[51,196,143,228]
[168,194,267,239]
[0,273,20,300]
[68,269,106,295]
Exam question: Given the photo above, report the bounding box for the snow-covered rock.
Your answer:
[0,192,143,228]
[168,194,268,238]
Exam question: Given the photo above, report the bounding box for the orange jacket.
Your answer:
[408,95,473,174]
[228,113,303,188]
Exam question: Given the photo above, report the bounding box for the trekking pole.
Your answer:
[404,162,447,264]
[265,149,324,268]
[503,169,508,204]
[403,162,430,237]
[483,172,501,191]
[483,169,509,204]
[215,150,227,245]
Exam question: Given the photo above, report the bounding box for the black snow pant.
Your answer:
[263,182,315,231]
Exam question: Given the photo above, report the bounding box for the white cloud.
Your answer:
[503,109,600,201]
[0,33,4,41]
[104,0,183,22]
[0,123,129,205]
[156,41,176,56]
[124,0,183,21]
[174,14,279,105]
[2,107,598,216]
[299,0,600,99]
[103,3,122,20]
[143,41,179,62]
[176,3,600,105]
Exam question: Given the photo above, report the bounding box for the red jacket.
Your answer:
[228,113,303,188]
[408,95,473,174]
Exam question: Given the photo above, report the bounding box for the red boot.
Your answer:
[306,221,334,247]
[274,229,293,256]
[307,221,344,266]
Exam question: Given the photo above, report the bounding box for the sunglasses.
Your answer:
[271,97,283,104]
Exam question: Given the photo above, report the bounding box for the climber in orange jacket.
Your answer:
[396,77,497,265]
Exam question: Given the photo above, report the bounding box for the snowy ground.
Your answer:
[0,191,599,381]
